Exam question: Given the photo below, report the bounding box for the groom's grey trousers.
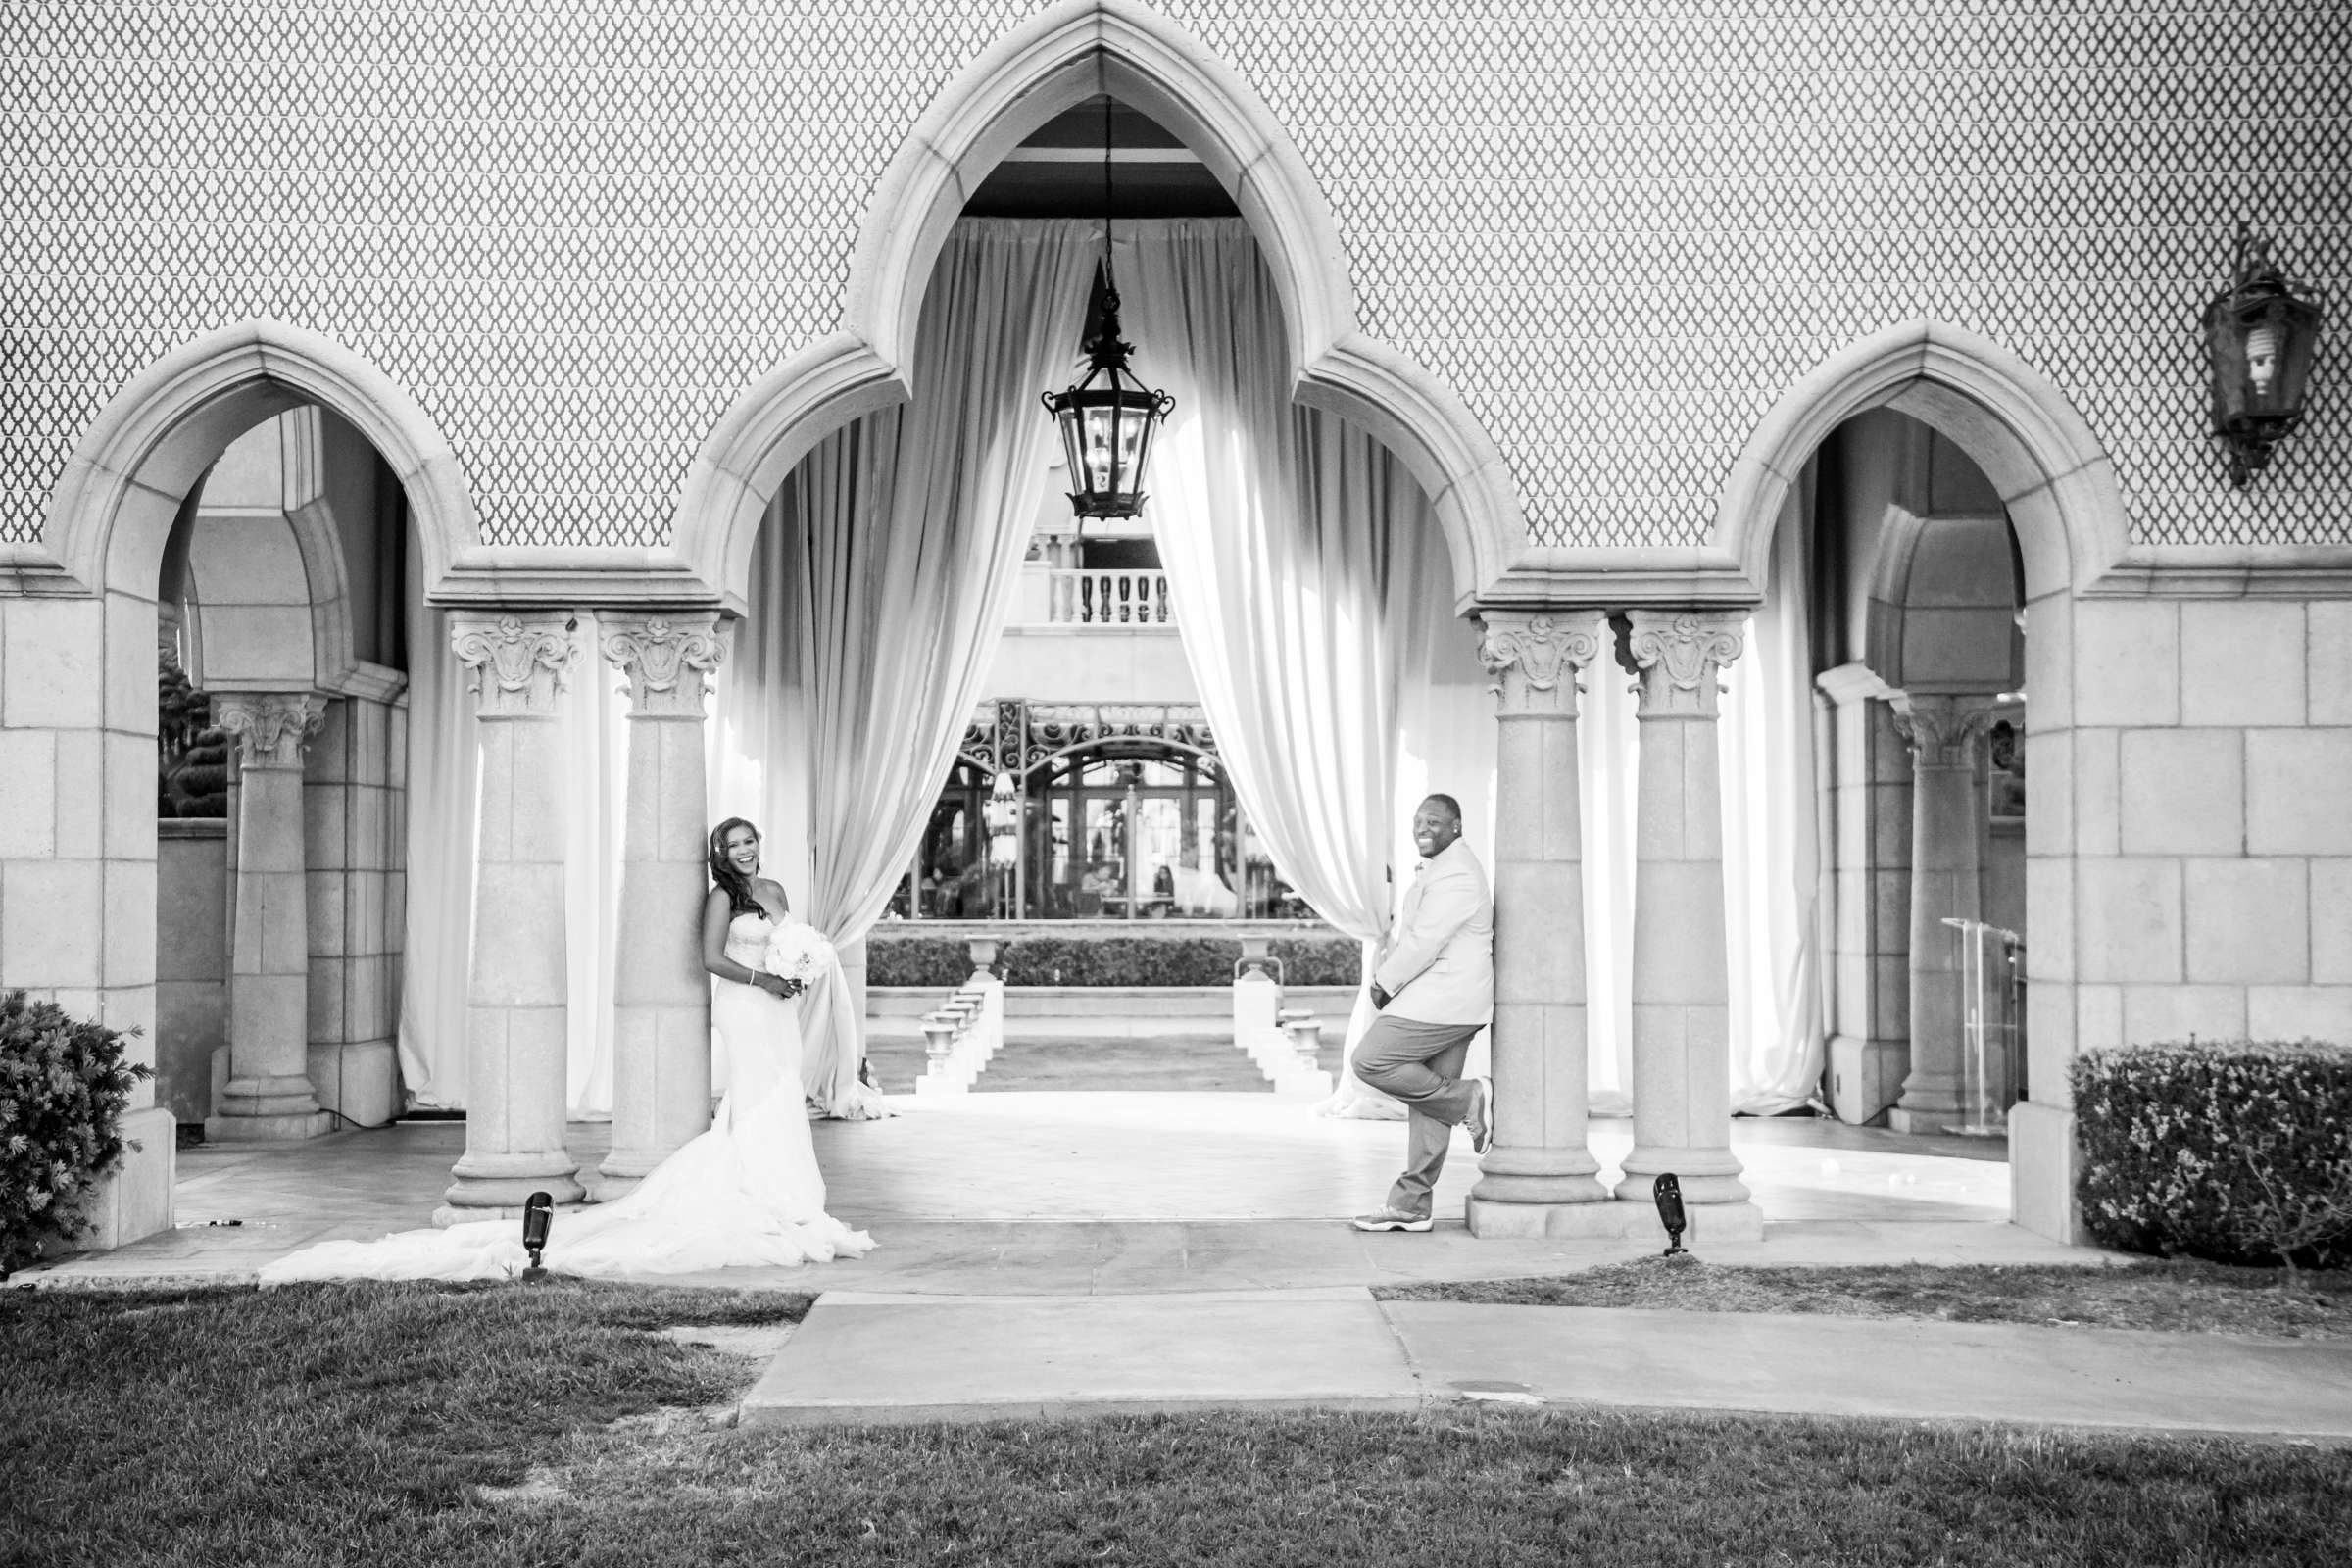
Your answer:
[1350,1014,1484,1219]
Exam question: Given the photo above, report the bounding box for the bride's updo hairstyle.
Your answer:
[708,817,766,917]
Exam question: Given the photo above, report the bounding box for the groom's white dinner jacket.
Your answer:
[1373,837,1494,1026]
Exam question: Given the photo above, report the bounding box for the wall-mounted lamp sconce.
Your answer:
[2202,224,2327,486]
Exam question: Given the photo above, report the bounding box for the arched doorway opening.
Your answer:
[34,320,475,1238]
[1719,320,2132,1238]
[691,14,1494,1144]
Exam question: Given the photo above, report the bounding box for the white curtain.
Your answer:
[394,582,628,1115]
[711,219,1100,1110]
[561,612,627,1118]
[395,537,475,1108]
[1580,637,1639,1117]
[1576,488,1826,1117]
[1721,483,1826,1112]
[1115,219,1486,1116]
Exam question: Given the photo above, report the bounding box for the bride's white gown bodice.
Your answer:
[261,906,876,1283]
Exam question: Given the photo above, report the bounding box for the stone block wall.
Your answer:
[2012,591,2352,1242]
[1819,666,1912,1124]
[2060,598,2351,1050]
[304,687,409,1126]
[155,819,227,1122]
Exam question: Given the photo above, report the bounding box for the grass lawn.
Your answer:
[7,1279,2352,1566]
[1376,1255,2352,1339]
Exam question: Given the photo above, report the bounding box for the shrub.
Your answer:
[157,655,229,818]
[2073,1038,2352,1278]
[861,930,1363,989]
[0,993,153,1275]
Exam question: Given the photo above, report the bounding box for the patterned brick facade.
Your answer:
[4,2,2345,552]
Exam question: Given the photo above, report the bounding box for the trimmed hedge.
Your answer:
[864,931,1363,989]
[2073,1038,2352,1272]
[0,992,153,1275]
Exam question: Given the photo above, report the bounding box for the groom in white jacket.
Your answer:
[1349,794,1494,1233]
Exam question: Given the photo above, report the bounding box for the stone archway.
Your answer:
[673,0,1524,615]
[17,319,474,1244]
[1719,318,2132,1243]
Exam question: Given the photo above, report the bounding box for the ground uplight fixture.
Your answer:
[521,1190,553,1273]
[1041,97,1174,524]
[2202,223,2327,486]
[1653,1172,1689,1257]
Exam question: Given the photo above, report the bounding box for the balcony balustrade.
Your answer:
[1039,568,1175,627]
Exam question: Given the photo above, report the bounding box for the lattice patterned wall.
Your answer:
[4,3,2346,553]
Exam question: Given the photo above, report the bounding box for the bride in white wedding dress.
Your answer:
[259,818,876,1283]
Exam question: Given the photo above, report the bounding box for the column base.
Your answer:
[205,1109,336,1143]
[581,1171,642,1204]
[79,1106,177,1250]
[1468,1169,1611,1206]
[1466,1195,1645,1239]
[1616,1151,1750,1205]
[1826,1034,1906,1125]
[307,1040,401,1128]
[442,1152,584,1217]
[217,1072,333,1122]
[1886,1104,1970,1136]
[2009,1099,2082,1244]
[584,1140,683,1204]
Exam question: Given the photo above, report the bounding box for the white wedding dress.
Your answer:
[261,910,877,1283]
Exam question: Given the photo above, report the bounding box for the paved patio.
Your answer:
[29,1090,2034,1289]
[36,1091,2352,1441]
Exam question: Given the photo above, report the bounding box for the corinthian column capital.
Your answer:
[1890,692,1997,768]
[451,612,578,719]
[1621,609,1746,718]
[213,692,327,768]
[1477,609,1607,719]
[600,612,724,718]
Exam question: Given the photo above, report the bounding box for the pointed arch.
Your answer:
[1718,320,2129,603]
[674,0,1522,613]
[41,318,479,606]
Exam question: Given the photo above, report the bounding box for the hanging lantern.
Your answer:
[2201,225,2327,486]
[1041,100,1174,521]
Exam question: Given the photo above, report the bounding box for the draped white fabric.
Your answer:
[1720,486,1827,1112]
[1116,222,1394,957]
[1575,490,1827,1117]
[1114,219,1488,1116]
[393,541,475,1107]
[395,589,628,1114]
[1579,643,1640,1117]
[396,215,1824,1129]
[710,219,1101,1110]
[560,612,627,1119]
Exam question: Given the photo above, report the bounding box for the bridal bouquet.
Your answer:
[763,923,838,991]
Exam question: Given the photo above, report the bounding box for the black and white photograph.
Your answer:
[2,2,2347,1563]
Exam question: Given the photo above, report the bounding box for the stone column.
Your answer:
[1466,610,1614,1236]
[1888,692,1998,1133]
[1815,663,1913,1124]
[1616,610,1761,1237]
[439,612,582,1220]
[207,692,334,1142]
[592,612,724,1200]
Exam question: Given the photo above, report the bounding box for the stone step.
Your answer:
[866,984,1360,1020]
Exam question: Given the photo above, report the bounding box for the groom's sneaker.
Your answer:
[1467,1076,1494,1155]
[1351,1206,1433,1233]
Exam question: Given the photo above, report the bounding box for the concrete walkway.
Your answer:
[28,1091,2350,1442]
[745,1287,2352,1439]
